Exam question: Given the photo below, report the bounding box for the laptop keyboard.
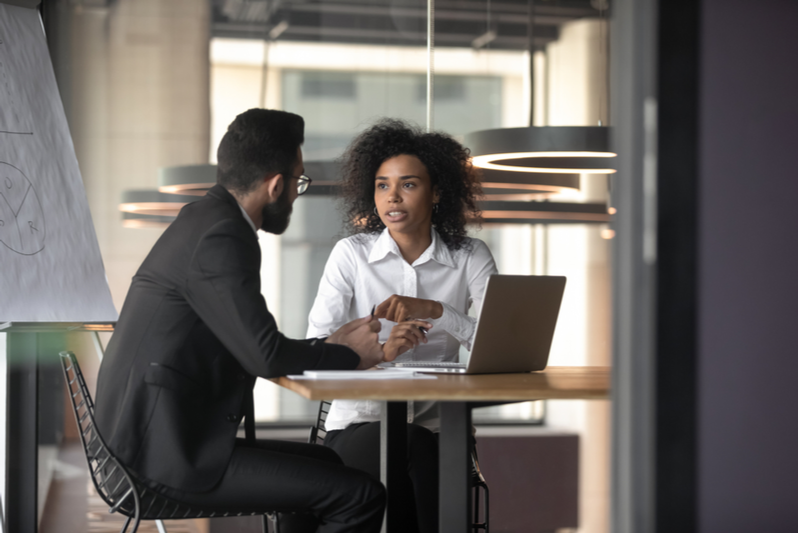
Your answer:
[390,361,467,368]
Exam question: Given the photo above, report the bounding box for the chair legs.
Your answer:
[263,512,280,533]
[472,480,489,531]
[122,514,267,533]
[481,481,490,532]
[474,484,480,526]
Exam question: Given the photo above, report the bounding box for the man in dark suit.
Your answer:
[95,109,386,532]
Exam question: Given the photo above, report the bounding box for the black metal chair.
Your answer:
[307,399,332,445]
[59,351,280,533]
[309,400,489,531]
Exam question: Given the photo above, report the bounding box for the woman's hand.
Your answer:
[375,295,443,323]
[382,320,432,362]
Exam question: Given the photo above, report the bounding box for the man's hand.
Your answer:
[326,315,384,369]
[382,320,432,362]
[374,295,443,323]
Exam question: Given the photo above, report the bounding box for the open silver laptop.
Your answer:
[386,274,566,374]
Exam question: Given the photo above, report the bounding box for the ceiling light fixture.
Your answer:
[476,201,611,225]
[468,126,616,174]
[157,164,217,196]
[121,212,177,229]
[479,168,580,200]
[119,190,198,218]
[157,161,338,198]
[465,0,616,175]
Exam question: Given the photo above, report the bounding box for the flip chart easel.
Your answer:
[0,3,118,531]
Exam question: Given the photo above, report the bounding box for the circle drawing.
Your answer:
[0,162,46,255]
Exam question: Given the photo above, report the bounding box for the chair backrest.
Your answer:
[59,351,142,516]
[60,351,281,526]
[308,400,332,445]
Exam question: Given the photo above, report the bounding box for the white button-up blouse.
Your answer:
[307,228,498,431]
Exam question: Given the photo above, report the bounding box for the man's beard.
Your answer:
[260,182,293,234]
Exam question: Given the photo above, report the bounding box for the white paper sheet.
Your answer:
[288,369,437,380]
[0,4,117,322]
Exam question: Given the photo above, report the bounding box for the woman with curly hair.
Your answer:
[307,119,497,533]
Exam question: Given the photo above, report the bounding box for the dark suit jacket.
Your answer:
[95,184,359,492]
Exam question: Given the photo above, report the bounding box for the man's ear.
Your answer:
[264,172,283,202]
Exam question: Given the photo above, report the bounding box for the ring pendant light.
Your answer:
[479,168,580,201]
[465,0,588,198]
[122,212,179,229]
[465,0,616,176]
[476,201,611,225]
[157,164,217,196]
[467,126,616,174]
[118,190,200,228]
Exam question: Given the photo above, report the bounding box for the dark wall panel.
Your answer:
[475,434,579,532]
[697,0,798,531]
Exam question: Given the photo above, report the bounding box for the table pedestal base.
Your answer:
[440,402,472,533]
[381,402,407,533]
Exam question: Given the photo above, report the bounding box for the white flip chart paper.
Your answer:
[0,3,117,322]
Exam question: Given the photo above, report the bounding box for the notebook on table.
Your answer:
[385,274,566,374]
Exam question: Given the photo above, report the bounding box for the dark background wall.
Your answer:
[697,0,797,531]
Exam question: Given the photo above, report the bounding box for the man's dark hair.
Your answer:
[340,119,482,250]
[217,109,304,195]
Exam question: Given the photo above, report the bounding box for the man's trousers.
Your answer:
[146,438,386,533]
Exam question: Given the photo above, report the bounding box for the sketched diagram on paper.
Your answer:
[0,35,34,135]
[0,162,45,255]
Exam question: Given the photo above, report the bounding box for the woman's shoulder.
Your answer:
[465,236,489,249]
[338,232,379,246]
[446,237,495,274]
[449,236,491,257]
[332,232,380,256]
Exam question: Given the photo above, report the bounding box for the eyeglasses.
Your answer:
[296,174,312,196]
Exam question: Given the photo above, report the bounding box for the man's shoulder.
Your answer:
[184,189,238,218]
[172,191,250,237]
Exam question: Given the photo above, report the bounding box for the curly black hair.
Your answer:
[339,119,482,250]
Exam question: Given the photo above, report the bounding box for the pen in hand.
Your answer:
[372,303,427,336]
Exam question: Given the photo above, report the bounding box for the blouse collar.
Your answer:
[368,227,456,268]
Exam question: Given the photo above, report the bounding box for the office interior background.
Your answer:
[0,0,795,532]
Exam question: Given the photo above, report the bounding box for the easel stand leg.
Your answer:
[439,401,471,533]
[6,333,39,533]
[380,401,407,533]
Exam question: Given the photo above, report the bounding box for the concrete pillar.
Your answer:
[58,0,210,310]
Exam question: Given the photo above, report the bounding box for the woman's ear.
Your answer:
[432,188,441,205]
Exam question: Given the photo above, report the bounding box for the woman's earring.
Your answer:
[374,206,378,215]
[434,203,439,214]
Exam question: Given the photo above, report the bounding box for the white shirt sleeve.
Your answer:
[428,239,498,349]
[307,239,357,338]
